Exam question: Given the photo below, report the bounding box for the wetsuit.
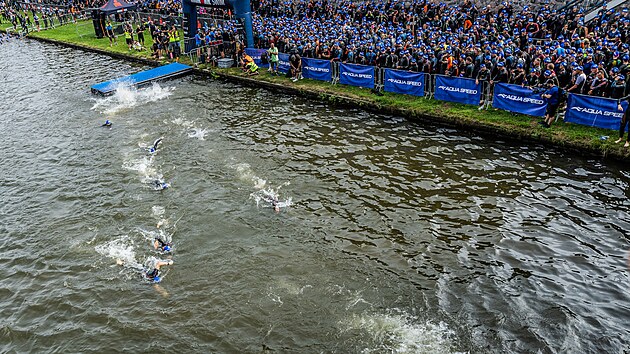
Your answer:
[155,237,172,252]
[152,138,162,151]
[146,268,160,282]
[617,94,630,141]
[152,180,168,189]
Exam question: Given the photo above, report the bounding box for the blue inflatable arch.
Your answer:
[182,0,253,52]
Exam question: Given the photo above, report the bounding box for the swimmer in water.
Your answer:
[102,120,112,127]
[271,197,280,213]
[145,258,173,283]
[151,179,170,190]
[149,137,163,153]
[154,237,173,253]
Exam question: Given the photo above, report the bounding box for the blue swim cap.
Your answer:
[149,147,155,153]
[161,183,169,189]
[153,276,161,283]
[163,245,171,252]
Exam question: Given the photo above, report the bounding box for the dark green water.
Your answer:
[1,39,629,353]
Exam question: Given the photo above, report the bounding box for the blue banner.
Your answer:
[278,53,291,74]
[244,48,269,68]
[565,94,628,130]
[492,83,547,117]
[384,69,425,96]
[301,58,332,82]
[434,76,482,105]
[339,63,374,89]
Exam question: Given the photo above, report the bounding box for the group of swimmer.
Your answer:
[103,118,174,284]
[145,225,175,283]
[101,116,287,287]
[102,119,168,190]
[144,136,174,283]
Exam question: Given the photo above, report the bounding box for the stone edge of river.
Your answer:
[5,30,630,162]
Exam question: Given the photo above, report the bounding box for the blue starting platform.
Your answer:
[90,63,192,95]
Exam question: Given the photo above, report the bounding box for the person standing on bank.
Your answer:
[540,76,560,129]
[106,21,116,46]
[289,48,301,81]
[136,22,145,46]
[616,91,630,147]
[124,26,133,50]
[268,42,279,76]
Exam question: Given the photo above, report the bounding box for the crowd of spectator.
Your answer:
[1,0,90,32]
[137,0,181,16]
[0,0,183,32]
[248,0,630,100]
[6,0,630,101]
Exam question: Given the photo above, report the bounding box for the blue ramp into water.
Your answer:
[91,63,192,95]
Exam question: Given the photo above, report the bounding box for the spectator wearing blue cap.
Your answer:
[511,63,527,86]
[476,63,490,86]
[616,90,630,147]
[583,64,599,94]
[463,56,475,78]
[610,74,627,99]
[397,50,410,71]
[540,75,560,128]
[491,61,509,85]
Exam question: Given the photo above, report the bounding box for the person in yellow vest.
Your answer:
[168,29,177,60]
[240,53,253,70]
[124,26,133,50]
[244,57,259,76]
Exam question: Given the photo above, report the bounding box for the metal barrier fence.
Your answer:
[185,39,237,66]
[324,61,492,107]
[243,51,496,108]
[4,9,90,36]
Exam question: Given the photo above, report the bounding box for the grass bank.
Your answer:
[8,20,630,160]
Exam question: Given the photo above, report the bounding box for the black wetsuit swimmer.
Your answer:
[144,259,173,282]
[154,237,172,252]
[146,268,161,281]
[149,138,162,153]
[151,180,169,190]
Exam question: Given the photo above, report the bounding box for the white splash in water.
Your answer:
[339,311,460,354]
[188,127,208,140]
[250,186,292,210]
[171,117,194,128]
[138,227,171,245]
[152,206,165,217]
[267,292,284,306]
[230,162,267,188]
[91,82,174,115]
[94,235,142,270]
[122,155,156,177]
[121,154,167,188]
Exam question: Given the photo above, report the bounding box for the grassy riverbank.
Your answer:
[9,20,630,159]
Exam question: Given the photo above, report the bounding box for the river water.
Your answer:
[1,39,629,353]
